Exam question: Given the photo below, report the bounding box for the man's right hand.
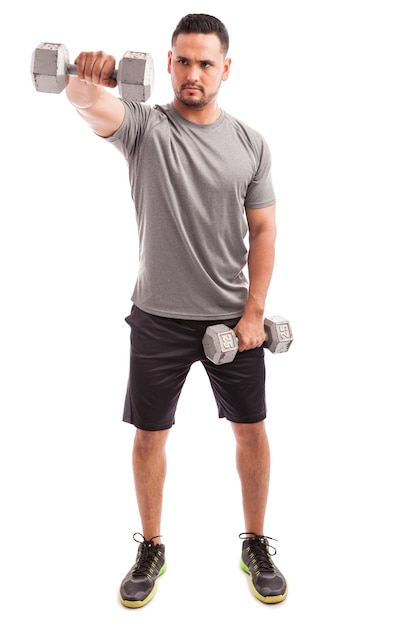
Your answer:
[73,51,118,90]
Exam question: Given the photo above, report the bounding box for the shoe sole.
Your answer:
[240,560,288,604]
[119,562,167,609]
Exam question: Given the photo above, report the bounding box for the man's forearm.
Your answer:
[244,229,276,320]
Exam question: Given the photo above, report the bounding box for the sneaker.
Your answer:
[119,533,166,608]
[239,532,288,604]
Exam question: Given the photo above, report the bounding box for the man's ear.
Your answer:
[222,57,232,81]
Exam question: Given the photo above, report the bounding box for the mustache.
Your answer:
[181,82,204,92]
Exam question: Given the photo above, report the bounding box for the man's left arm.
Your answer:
[233,204,277,351]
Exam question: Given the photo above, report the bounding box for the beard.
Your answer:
[174,82,220,109]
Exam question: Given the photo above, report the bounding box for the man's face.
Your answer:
[168,33,231,109]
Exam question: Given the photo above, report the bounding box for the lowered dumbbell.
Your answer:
[202,315,293,365]
[31,42,154,102]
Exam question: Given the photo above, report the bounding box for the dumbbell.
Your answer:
[31,42,154,102]
[202,315,293,365]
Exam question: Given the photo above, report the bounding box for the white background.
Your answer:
[1,1,416,624]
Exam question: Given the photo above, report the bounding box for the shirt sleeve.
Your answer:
[104,101,153,160]
[244,134,276,209]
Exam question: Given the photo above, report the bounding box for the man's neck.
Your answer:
[172,99,222,125]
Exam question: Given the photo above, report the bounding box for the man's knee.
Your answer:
[231,420,267,446]
[133,427,170,455]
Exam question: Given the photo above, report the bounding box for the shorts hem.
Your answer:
[222,412,266,424]
[122,416,175,432]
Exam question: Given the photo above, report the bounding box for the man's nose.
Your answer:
[186,63,200,82]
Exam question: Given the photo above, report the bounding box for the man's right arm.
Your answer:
[65,51,125,138]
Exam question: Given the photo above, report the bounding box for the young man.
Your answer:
[66,13,287,607]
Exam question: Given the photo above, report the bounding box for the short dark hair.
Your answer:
[171,14,229,55]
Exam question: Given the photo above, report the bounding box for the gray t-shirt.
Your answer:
[106,102,275,320]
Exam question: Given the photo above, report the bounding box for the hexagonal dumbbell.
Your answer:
[202,315,293,365]
[31,42,154,102]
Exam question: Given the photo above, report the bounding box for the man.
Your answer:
[66,13,287,607]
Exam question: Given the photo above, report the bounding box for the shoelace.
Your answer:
[239,532,278,572]
[131,532,162,576]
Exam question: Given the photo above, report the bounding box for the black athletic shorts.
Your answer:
[122,305,266,431]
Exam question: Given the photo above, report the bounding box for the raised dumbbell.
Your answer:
[31,42,154,102]
[202,315,293,365]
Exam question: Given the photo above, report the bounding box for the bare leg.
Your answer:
[132,428,170,542]
[231,421,270,535]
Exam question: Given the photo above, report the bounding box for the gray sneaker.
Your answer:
[119,533,166,608]
[240,533,288,603]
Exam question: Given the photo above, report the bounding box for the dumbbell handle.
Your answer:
[66,63,118,81]
[233,334,266,348]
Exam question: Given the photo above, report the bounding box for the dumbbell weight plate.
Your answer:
[264,315,293,353]
[31,43,70,94]
[117,51,154,101]
[202,324,239,365]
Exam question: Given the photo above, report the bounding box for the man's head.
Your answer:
[168,14,231,115]
[171,14,229,57]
